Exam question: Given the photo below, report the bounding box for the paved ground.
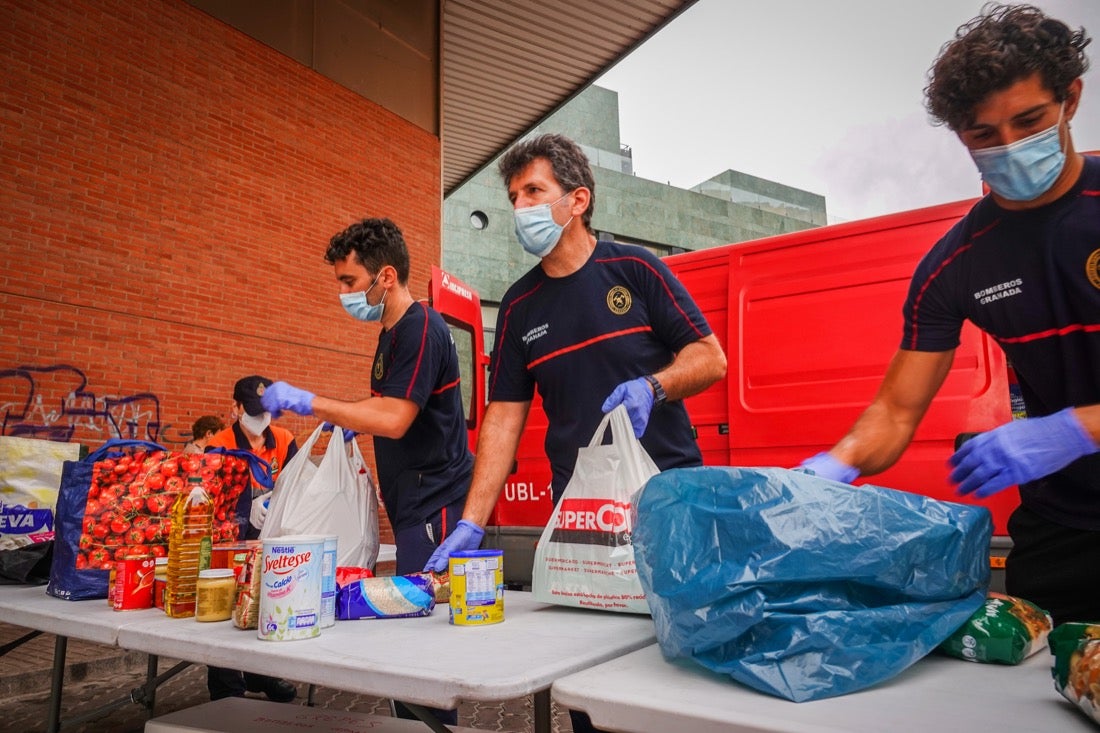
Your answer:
[0,620,576,733]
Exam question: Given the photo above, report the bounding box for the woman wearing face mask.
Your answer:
[204,374,300,704]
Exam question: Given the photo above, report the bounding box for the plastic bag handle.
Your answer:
[86,438,166,464]
[587,405,635,449]
[203,447,274,490]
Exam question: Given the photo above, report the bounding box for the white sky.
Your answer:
[595,0,1100,222]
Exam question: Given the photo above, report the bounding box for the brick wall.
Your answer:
[1,0,443,545]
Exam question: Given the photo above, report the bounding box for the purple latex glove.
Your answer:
[423,519,485,573]
[261,381,315,418]
[950,408,1098,498]
[322,422,357,442]
[601,377,655,438]
[797,452,859,484]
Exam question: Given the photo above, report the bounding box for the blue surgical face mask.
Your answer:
[340,274,386,322]
[969,104,1066,202]
[514,192,574,257]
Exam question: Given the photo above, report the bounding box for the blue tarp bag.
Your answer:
[633,466,990,702]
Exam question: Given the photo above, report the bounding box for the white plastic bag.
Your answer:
[532,405,658,614]
[261,424,379,569]
[0,436,81,550]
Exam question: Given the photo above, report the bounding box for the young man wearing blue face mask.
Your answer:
[799,3,1100,627]
[261,218,472,725]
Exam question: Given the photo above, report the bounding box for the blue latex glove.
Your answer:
[321,422,357,442]
[796,452,859,484]
[950,408,1099,498]
[261,381,315,418]
[601,377,655,438]
[423,519,485,573]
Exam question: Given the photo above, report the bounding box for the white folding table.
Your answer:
[1,586,657,733]
[552,643,1093,733]
[0,585,174,732]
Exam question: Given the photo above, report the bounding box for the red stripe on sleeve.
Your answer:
[489,282,543,397]
[906,219,999,349]
[405,306,430,400]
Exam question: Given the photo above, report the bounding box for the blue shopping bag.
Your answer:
[47,439,165,600]
[632,466,990,702]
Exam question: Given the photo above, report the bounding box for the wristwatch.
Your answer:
[643,375,667,407]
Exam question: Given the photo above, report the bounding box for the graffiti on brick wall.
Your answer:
[0,364,168,444]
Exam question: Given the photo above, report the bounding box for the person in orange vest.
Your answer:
[205,375,299,703]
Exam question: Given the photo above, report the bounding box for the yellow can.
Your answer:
[448,549,504,625]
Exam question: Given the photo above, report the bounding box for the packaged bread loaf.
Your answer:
[939,592,1052,664]
[1049,622,1100,725]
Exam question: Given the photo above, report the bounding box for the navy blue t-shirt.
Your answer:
[490,240,713,499]
[371,301,473,530]
[902,156,1100,529]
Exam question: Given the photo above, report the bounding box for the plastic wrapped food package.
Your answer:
[939,592,1052,664]
[632,465,991,702]
[1049,623,1100,725]
[336,573,436,620]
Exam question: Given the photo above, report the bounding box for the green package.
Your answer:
[1048,622,1100,725]
[939,592,1052,665]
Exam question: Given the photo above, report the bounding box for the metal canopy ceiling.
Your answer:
[441,0,696,195]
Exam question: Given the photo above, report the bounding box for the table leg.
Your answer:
[143,654,158,716]
[533,688,551,733]
[399,701,455,733]
[46,634,67,733]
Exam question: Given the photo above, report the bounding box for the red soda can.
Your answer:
[113,554,155,610]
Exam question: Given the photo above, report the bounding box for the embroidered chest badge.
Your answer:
[1087,249,1100,291]
[607,286,632,315]
[373,353,385,380]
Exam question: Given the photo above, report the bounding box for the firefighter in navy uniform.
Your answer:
[799,4,1100,628]
[421,133,727,733]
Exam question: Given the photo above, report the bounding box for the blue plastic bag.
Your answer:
[633,466,990,702]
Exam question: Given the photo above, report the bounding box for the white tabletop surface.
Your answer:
[113,591,655,709]
[553,643,1093,733]
[0,584,163,646]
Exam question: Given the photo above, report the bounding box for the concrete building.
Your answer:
[442,85,827,327]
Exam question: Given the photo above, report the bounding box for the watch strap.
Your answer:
[643,375,667,406]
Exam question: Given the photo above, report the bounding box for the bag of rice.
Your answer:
[939,592,1052,664]
[1049,622,1100,725]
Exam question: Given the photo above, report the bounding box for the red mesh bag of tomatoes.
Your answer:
[47,439,261,600]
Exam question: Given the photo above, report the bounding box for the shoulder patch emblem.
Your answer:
[607,286,632,315]
[373,352,385,380]
[1087,249,1100,291]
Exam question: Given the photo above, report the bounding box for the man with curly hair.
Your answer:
[800,4,1098,626]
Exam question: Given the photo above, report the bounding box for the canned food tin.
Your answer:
[449,549,504,626]
[258,535,323,641]
[113,554,156,611]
